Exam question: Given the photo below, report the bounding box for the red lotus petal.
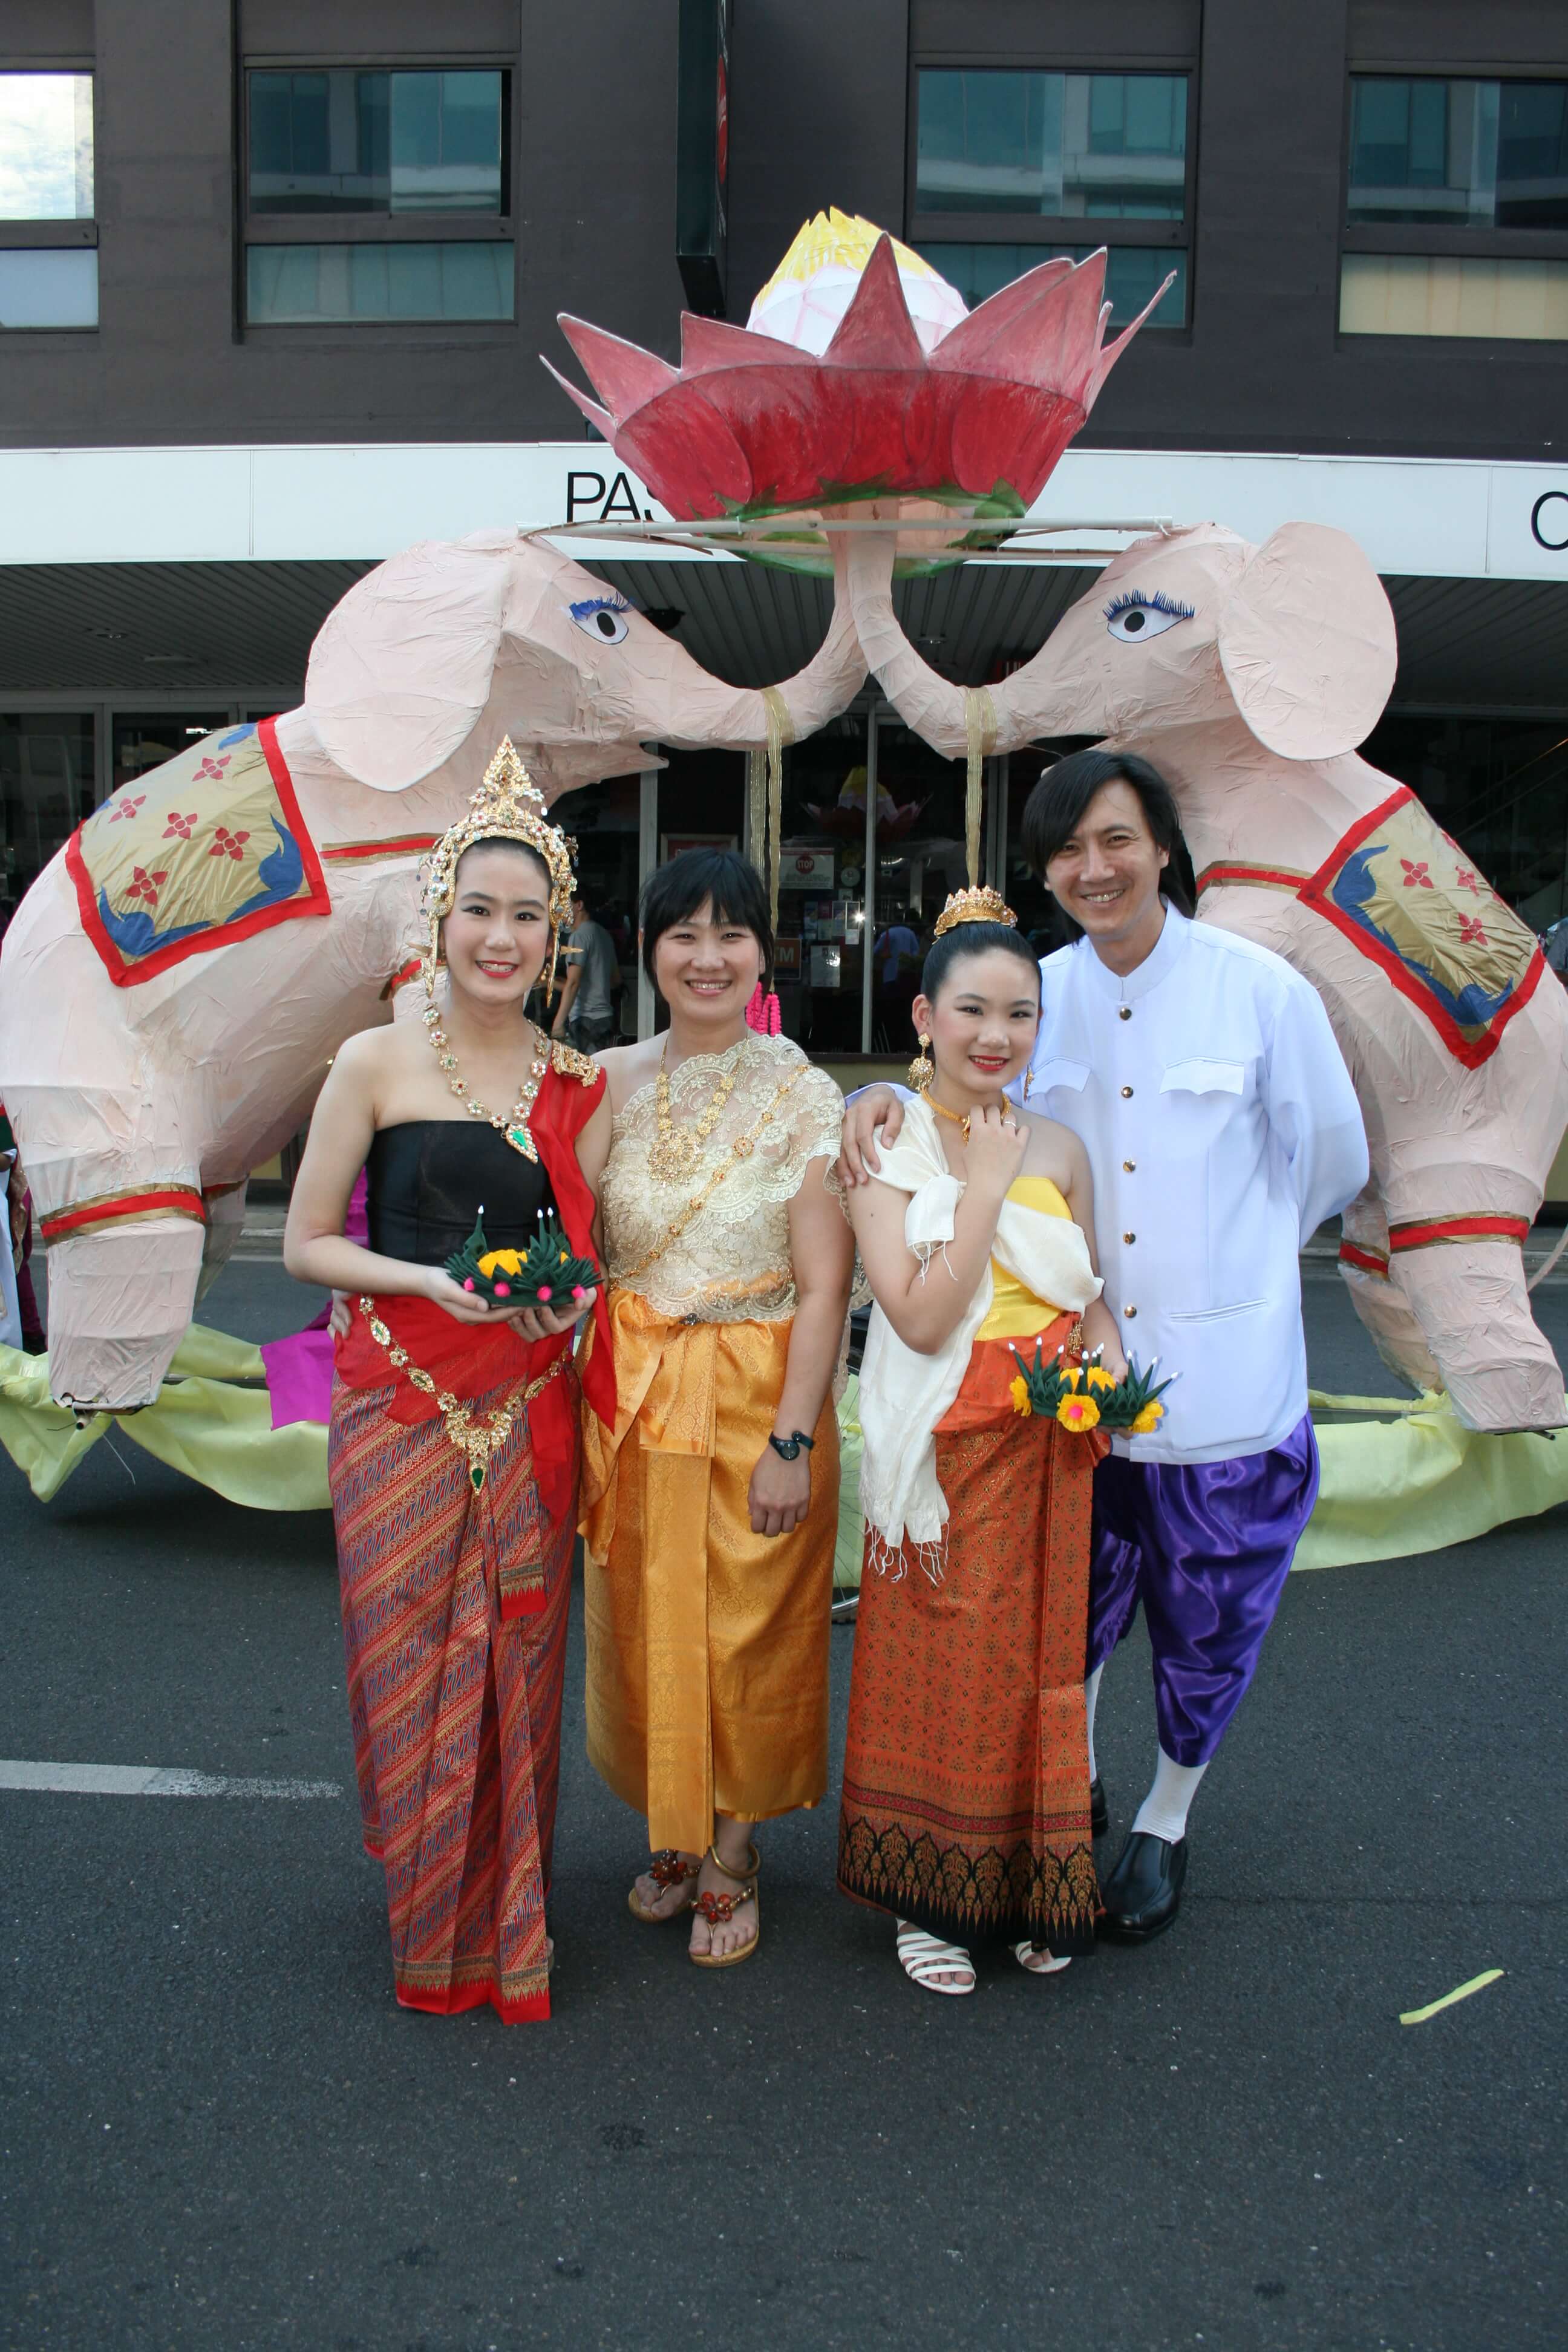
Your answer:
[557,314,679,419]
[949,382,1082,502]
[539,355,614,440]
[929,256,1077,373]
[614,387,755,517]
[823,235,926,371]
[1089,267,1180,402]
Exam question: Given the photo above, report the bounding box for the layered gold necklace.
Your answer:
[647,1038,740,1184]
[423,999,550,1161]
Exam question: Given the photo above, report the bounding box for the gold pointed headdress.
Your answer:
[932,884,1016,937]
[420,738,577,946]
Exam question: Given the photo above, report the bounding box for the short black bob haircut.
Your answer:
[1020,748,1196,930]
[920,921,1041,1005]
[639,848,774,991]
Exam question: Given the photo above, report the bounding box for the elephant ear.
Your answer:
[305,536,512,791]
[1216,522,1396,762]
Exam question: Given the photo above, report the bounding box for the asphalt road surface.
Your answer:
[2,1262,1564,2351]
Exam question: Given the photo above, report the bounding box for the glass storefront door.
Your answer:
[0,711,95,938]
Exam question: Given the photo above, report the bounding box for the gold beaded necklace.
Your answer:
[421,998,550,1162]
[647,1038,741,1184]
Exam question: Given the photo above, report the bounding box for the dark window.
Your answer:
[1348,77,1568,231]
[911,67,1191,329]
[247,69,504,215]
[243,64,512,327]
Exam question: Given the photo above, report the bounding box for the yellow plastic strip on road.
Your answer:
[1399,1968,1505,2025]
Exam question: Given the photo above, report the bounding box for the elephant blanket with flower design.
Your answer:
[66,720,330,986]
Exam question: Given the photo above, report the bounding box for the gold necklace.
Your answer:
[421,999,550,1161]
[618,1063,806,1285]
[929,1092,1011,1146]
[358,1299,569,1493]
[647,1039,740,1185]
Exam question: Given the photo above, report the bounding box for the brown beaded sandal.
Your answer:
[627,1849,702,1923]
[689,1841,761,1970]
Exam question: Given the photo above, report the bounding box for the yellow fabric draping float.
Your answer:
[0,1327,328,1511]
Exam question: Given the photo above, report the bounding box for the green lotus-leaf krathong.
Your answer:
[445,1207,601,1309]
[1007,1337,1175,1436]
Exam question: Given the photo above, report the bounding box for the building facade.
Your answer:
[4,0,1568,1071]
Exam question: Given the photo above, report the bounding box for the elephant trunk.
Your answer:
[844,529,1085,757]
[664,530,866,750]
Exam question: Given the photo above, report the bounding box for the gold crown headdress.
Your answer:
[420,737,577,944]
[932,884,1016,938]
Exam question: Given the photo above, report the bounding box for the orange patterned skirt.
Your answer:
[329,1370,577,2023]
[837,1328,1101,1955]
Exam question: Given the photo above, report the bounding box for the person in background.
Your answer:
[552,888,621,1053]
[840,750,1367,1946]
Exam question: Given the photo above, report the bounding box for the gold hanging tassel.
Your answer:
[746,745,768,884]
[760,684,793,936]
[963,686,997,890]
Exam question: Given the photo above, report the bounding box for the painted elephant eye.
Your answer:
[568,593,632,645]
[1104,589,1194,643]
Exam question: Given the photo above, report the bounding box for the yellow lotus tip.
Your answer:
[1009,1375,1033,1418]
[1131,1402,1165,1434]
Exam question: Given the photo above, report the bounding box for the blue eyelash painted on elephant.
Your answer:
[96,817,307,958]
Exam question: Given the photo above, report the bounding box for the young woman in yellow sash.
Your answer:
[577,849,854,1968]
[837,887,1126,1996]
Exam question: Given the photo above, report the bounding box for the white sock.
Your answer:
[1131,1748,1207,1844]
[1084,1665,1104,1782]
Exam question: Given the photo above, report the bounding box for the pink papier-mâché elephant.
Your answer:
[847,518,1568,1434]
[0,527,864,1411]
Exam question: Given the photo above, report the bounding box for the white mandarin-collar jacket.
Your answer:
[1010,907,1368,1466]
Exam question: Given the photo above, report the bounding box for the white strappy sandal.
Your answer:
[1014,1941,1071,1976]
[896,1919,976,1996]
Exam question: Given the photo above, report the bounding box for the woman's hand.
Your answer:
[748,1442,812,1538]
[327,1290,353,1339]
[419,1264,598,1339]
[963,1103,1028,1195]
[506,1286,597,1345]
[837,1086,903,1187]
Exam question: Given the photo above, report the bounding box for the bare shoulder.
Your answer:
[597,1036,659,1113]
[1016,1106,1083,1186]
[330,1022,400,1083]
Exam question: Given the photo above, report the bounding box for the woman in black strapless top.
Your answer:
[284,806,614,2028]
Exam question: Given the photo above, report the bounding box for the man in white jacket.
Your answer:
[840,750,1368,1942]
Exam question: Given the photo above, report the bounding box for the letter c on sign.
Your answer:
[1531,491,1568,552]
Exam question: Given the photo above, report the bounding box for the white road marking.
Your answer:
[0,1759,342,1798]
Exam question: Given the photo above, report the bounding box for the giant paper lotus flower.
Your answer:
[544,211,1171,575]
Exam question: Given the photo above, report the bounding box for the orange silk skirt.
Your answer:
[579,1287,840,1855]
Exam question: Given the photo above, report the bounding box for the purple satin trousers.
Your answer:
[1086,1413,1319,1768]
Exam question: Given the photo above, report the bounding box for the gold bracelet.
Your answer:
[357,1299,569,1495]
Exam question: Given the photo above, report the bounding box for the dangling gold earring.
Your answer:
[907,1031,933,1094]
[1022,1063,1033,1101]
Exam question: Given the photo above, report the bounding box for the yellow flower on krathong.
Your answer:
[1131,1400,1165,1434]
[477,1248,523,1276]
[1057,1363,1081,1391]
[1056,1392,1101,1434]
[1009,1376,1034,1418]
[1083,1364,1117,1393]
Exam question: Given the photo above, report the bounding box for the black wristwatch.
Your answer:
[768,1429,815,1461]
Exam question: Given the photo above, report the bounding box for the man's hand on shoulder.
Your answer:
[837,1085,904,1187]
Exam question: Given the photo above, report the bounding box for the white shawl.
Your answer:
[857,1096,1102,1577]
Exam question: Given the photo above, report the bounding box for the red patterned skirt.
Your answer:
[837,1330,1101,1956]
[328,1369,577,2023]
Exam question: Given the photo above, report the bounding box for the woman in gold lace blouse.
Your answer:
[577,851,854,1968]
